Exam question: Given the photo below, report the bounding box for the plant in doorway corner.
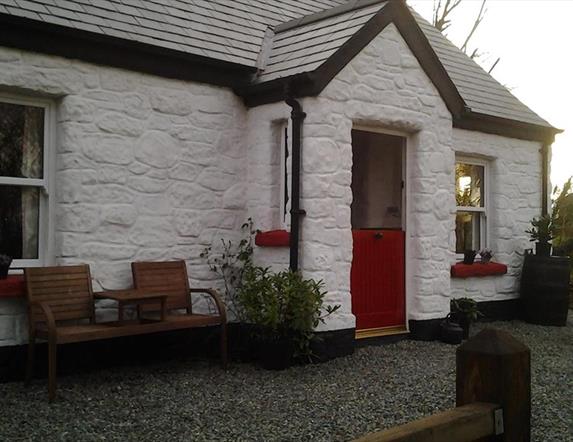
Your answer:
[450,297,481,339]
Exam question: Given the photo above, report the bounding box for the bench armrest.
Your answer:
[189,288,227,322]
[31,301,58,341]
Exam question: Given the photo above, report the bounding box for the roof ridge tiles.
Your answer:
[274,0,388,33]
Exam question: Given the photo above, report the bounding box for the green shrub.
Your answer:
[238,265,339,357]
[450,297,481,322]
[553,178,573,253]
[200,219,256,321]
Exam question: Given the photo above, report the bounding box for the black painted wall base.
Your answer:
[0,325,356,382]
[310,328,355,362]
[409,298,521,341]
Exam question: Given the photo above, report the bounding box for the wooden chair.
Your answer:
[131,260,228,367]
[25,264,99,401]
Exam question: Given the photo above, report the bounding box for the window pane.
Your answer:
[456,162,484,207]
[0,185,40,259]
[456,211,481,253]
[0,102,44,179]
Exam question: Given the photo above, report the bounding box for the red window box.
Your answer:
[451,262,508,279]
[0,275,26,298]
[255,230,290,247]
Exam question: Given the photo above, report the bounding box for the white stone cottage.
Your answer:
[0,0,560,355]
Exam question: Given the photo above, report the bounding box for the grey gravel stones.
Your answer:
[0,319,571,441]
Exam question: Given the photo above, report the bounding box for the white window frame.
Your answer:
[455,156,489,259]
[0,93,55,268]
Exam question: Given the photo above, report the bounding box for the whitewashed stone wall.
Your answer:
[300,24,455,329]
[0,46,248,344]
[451,129,542,301]
[0,299,27,347]
[246,102,291,271]
[0,26,546,346]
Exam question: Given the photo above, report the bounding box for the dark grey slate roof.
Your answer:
[0,0,553,129]
[257,1,386,82]
[411,9,551,127]
[0,0,347,66]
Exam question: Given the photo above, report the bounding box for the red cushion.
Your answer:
[255,230,290,247]
[451,262,508,278]
[0,275,26,298]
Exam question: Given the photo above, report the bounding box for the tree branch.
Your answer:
[461,0,487,55]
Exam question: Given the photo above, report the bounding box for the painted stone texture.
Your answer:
[0,24,543,344]
[0,299,27,347]
[246,102,292,272]
[300,24,455,329]
[229,24,543,332]
[0,46,247,344]
[451,129,542,301]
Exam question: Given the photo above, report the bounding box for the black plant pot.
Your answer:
[0,264,10,279]
[535,242,551,257]
[451,312,471,339]
[463,250,477,265]
[257,335,296,370]
[227,323,259,363]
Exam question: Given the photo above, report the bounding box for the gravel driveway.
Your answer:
[1,319,571,441]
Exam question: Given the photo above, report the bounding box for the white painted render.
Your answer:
[0,23,542,345]
[451,128,542,301]
[0,46,248,345]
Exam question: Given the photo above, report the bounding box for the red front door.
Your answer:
[350,129,406,331]
[351,229,405,330]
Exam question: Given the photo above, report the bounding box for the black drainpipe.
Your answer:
[541,142,550,216]
[285,90,307,272]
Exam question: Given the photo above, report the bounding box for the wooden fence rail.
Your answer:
[354,402,500,442]
[354,328,531,442]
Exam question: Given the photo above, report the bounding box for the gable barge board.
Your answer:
[241,0,467,120]
[0,13,255,89]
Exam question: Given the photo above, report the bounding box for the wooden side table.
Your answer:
[95,289,168,322]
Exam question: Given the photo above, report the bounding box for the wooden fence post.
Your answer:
[456,328,531,441]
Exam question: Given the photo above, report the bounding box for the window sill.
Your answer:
[451,262,508,279]
[255,230,290,247]
[0,275,26,298]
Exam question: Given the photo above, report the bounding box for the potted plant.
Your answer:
[238,265,339,369]
[525,214,554,256]
[463,250,477,265]
[450,297,481,339]
[478,248,493,264]
[0,254,12,279]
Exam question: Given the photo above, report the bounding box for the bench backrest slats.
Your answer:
[25,265,95,327]
[131,261,192,313]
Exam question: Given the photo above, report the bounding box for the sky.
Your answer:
[408,0,573,190]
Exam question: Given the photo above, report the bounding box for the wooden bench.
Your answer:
[25,262,227,401]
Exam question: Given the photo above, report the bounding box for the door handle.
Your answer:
[374,232,383,240]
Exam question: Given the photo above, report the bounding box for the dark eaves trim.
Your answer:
[0,13,256,89]
[453,110,563,144]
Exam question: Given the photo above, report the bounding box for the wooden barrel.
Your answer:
[520,255,571,326]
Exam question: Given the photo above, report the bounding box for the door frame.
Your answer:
[352,124,410,335]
